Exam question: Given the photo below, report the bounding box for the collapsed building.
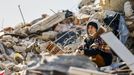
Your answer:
[0,0,134,75]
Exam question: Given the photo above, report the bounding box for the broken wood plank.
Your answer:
[101,32,134,73]
[68,67,114,75]
[29,12,66,33]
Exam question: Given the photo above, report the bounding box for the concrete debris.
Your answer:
[29,12,66,33]
[0,1,134,75]
[3,27,14,34]
[2,35,13,42]
[13,23,31,38]
[13,45,27,53]
[37,31,58,41]
[3,42,13,48]
[124,1,133,17]
[78,0,95,9]
[30,14,49,25]
[0,43,6,54]
[26,55,97,75]
[99,0,128,12]
[38,43,48,52]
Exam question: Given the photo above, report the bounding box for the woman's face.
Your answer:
[87,25,97,35]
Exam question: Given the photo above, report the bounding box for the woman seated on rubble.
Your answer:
[79,21,113,67]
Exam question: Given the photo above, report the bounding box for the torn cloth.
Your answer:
[118,15,129,44]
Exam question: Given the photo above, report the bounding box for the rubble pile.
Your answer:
[126,18,134,54]
[0,0,134,75]
[0,10,89,75]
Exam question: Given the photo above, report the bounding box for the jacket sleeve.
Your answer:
[84,48,101,56]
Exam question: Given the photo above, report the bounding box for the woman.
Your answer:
[79,21,113,67]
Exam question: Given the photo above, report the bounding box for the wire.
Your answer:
[54,28,83,43]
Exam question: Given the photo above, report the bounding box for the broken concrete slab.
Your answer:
[28,55,97,75]
[68,67,114,75]
[101,32,134,73]
[37,31,58,41]
[29,12,66,33]
[13,26,28,37]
